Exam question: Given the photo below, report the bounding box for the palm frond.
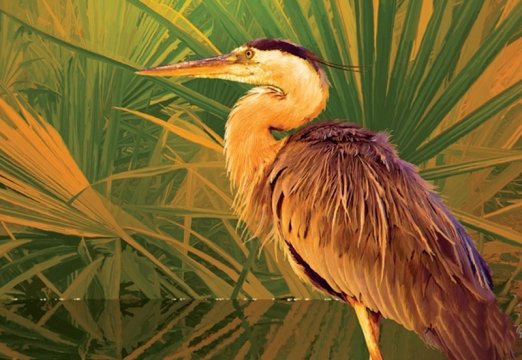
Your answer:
[0,0,519,313]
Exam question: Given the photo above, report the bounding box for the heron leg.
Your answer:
[348,298,383,360]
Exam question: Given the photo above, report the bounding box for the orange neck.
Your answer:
[224,67,329,202]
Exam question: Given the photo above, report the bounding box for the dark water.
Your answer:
[0,299,446,359]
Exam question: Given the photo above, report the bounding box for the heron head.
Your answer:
[137,38,328,90]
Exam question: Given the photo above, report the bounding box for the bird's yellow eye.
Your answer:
[245,49,254,59]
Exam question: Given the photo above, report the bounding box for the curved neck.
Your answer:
[224,65,328,191]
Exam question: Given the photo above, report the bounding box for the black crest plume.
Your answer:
[247,38,363,72]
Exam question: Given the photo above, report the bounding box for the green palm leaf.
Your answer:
[0,0,519,312]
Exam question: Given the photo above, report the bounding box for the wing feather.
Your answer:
[261,122,514,359]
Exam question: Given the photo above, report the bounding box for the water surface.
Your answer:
[0,299,448,359]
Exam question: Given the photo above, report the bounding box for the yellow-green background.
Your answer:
[0,0,520,358]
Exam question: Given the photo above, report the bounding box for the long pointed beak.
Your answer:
[136,53,237,78]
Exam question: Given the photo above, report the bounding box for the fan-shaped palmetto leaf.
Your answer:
[0,97,186,298]
[0,0,520,309]
[0,97,275,299]
[0,97,115,237]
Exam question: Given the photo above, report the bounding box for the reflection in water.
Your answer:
[0,299,444,359]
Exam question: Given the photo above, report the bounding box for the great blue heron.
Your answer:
[138,38,515,359]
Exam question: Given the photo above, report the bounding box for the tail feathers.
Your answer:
[421,300,515,360]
